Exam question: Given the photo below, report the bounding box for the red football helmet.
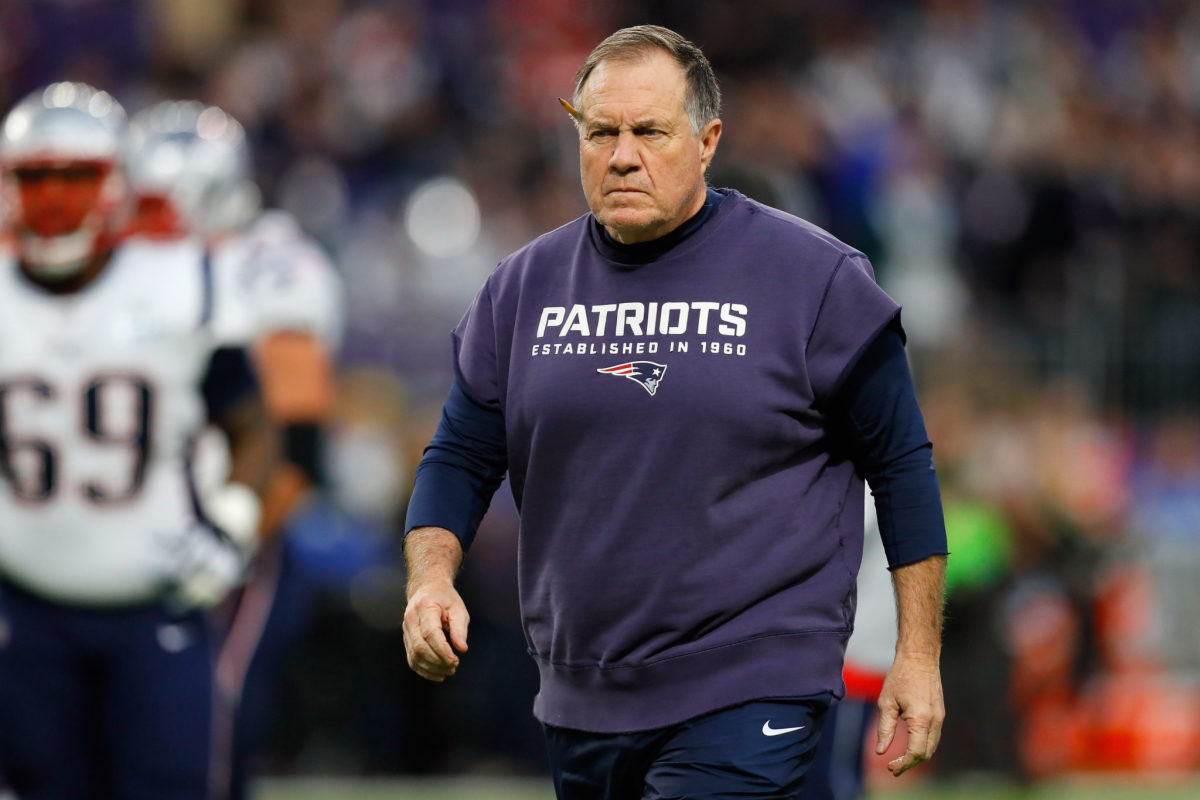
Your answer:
[0,82,128,280]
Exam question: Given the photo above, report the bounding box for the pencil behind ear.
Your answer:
[558,97,581,122]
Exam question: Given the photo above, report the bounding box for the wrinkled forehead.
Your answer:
[578,51,688,119]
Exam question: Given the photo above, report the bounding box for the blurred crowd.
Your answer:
[5,0,1200,785]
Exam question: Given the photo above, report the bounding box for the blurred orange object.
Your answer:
[1078,675,1200,772]
[1093,564,1159,673]
[1020,694,1087,778]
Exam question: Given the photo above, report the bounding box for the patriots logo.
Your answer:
[596,361,668,396]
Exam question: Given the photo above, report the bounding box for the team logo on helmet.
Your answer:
[596,361,668,396]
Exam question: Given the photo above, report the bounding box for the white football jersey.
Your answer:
[185,210,342,498]
[0,237,244,605]
[212,210,343,349]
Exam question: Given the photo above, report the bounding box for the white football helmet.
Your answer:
[0,82,128,279]
[125,100,260,238]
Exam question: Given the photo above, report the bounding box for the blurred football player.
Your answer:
[126,99,343,799]
[0,83,276,799]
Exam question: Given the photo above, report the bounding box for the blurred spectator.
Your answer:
[1128,414,1200,678]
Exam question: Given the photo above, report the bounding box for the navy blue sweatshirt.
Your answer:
[408,189,948,732]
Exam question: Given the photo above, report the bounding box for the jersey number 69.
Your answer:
[0,374,154,505]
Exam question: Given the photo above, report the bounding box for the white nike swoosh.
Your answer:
[762,720,806,736]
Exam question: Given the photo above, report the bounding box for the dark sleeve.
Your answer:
[201,346,260,421]
[404,378,508,551]
[829,324,949,568]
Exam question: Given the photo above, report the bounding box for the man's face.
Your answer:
[577,50,721,244]
[8,161,110,238]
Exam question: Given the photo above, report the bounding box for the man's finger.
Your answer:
[925,724,941,760]
[875,705,898,755]
[888,751,922,776]
[407,636,456,681]
[401,622,414,662]
[417,661,452,682]
[418,604,458,666]
[889,719,930,776]
[925,711,944,760]
[402,625,436,672]
[906,718,929,758]
[447,607,470,653]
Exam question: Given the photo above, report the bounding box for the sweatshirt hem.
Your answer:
[531,629,848,733]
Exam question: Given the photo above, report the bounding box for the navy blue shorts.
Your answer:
[0,577,217,800]
[799,698,874,800]
[542,695,832,800]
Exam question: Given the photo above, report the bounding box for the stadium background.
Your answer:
[5,0,1200,797]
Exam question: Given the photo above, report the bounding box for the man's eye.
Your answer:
[12,168,50,182]
[589,130,615,141]
[12,166,101,183]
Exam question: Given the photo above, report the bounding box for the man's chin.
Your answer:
[596,208,665,242]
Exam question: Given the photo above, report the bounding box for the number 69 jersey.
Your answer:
[0,237,243,606]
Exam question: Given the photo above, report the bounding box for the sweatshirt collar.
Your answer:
[590,187,726,266]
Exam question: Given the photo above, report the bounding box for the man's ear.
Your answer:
[699,118,722,171]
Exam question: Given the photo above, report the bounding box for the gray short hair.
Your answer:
[572,25,721,134]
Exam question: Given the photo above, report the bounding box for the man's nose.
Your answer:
[608,130,641,173]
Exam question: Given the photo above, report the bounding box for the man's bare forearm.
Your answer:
[405,526,464,597]
[891,555,946,659]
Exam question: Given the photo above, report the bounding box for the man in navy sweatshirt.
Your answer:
[402,24,948,799]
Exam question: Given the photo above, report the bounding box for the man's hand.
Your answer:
[875,652,944,776]
[402,576,470,681]
[403,526,469,682]
[878,553,946,776]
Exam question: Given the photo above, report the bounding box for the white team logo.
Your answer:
[596,361,668,396]
[761,720,806,736]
